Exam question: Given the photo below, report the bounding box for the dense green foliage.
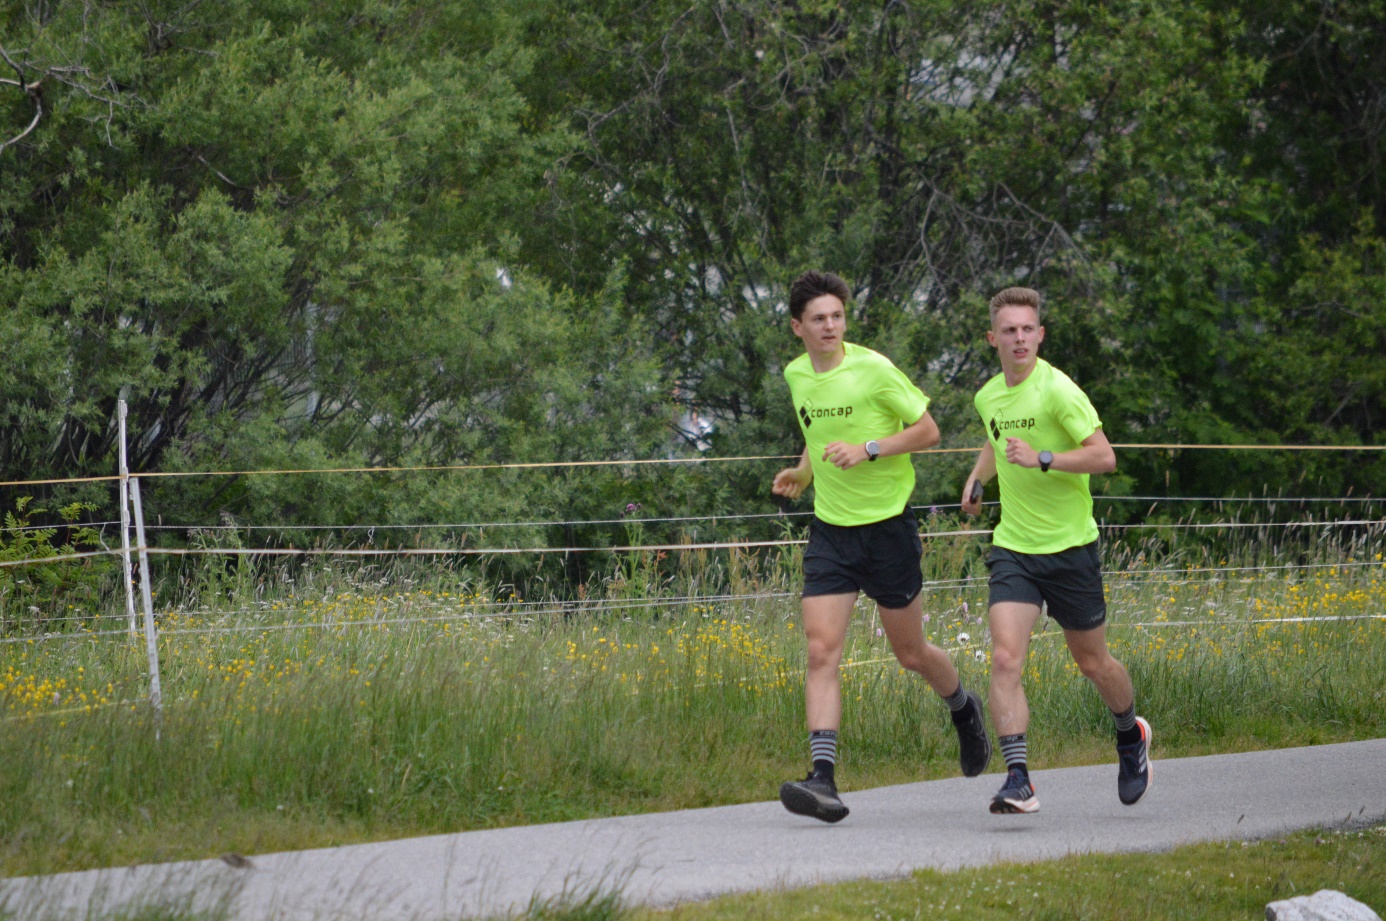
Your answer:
[1,0,1382,582]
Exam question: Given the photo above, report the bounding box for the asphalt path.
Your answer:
[6,739,1384,921]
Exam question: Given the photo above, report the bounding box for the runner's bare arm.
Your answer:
[772,447,813,499]
[822,410,940,470]
[962,442,997,516]
[1004,429,1116,474]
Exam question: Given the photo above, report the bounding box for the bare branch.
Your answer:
[0,40,143,149]
[0,44,28,86]
[196,153,249,190]
[0,97,43,152]
[0,44,44,153]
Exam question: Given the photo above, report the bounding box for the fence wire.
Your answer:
[0,442,1382,728]
[6,556,1381,645]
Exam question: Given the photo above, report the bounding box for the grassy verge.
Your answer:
[0,526,1382,877]
[641,822,1386,921]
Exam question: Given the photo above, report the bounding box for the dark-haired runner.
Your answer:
[773,270,990,823]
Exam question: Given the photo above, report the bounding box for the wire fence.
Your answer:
[0,411,1382,722]
[7,568,1382,723]
[10,550,1384,646]
[113,493,1383,534]
[7,550,1381,650]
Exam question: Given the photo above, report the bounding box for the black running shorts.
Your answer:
[802,507,923,610]
[986,540,1107,631]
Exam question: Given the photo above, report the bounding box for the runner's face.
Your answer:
[791,294,846,359]
[988,305,1044,375]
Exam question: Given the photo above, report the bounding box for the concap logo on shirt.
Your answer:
[798,398,848,426]
[799,401,853,428]
[989,416,1035,441]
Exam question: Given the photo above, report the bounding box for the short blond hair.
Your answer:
[988,287,1042,324]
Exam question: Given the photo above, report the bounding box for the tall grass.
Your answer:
[0,516,1382,876]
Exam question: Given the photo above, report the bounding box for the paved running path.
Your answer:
[6,739,1384,920]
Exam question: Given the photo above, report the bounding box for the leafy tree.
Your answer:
[1,0,1382,591]
[0,0,673,564]
[524,0,1281,505]
[1114,0,1386,495]
[0,497,112,628]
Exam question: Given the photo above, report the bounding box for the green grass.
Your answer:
[0,523,1382,880]
[640,823,1386,921]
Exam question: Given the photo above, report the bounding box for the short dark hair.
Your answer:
[988,286,1043,324]
[789,270,851,320]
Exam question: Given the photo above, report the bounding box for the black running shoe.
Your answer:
[1117,716,1152,805]
[779,772,849,823]
[951,690,992,777]
[989,767,1039,814]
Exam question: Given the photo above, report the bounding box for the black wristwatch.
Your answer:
[865,440,881,462]
[1038,450,1054,473]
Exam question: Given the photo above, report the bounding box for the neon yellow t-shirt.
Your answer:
[974,358,1102,554]
[785,342,931,526]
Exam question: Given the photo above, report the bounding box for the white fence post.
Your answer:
[129,477,163,729]
[118,399,137,635]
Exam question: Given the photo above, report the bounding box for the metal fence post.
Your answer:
[129,477,163,730]
[118,399,138,635]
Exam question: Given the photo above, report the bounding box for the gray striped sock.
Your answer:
[809,729,838,767]
[999,733,1028,772]
[942,682,969,712]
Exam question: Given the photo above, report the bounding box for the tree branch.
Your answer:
[0,44,43,153]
